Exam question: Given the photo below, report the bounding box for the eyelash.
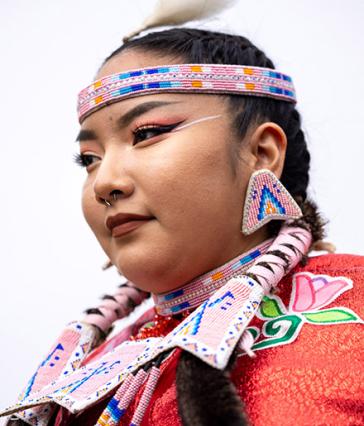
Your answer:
[132,122,180,144]
[73,152,96,168]
[73,122,181,168]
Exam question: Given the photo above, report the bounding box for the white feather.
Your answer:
[124,0,237,41]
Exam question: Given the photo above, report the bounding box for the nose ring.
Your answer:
[103,192,120,207]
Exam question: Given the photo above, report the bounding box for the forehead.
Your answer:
[96,49,181,80]
[79,50,229,129]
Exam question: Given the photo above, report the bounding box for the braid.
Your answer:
[176,351,248,426]
[82,281,149,341]
[102,28,324,425]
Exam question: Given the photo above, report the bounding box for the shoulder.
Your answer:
[277,252,364,318]
[245,251,363,361]
[299,252,364,274]
[292,253,364,305]
[231,253,364,425]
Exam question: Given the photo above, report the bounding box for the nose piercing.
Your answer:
[103,192,121,207]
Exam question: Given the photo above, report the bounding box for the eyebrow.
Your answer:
[75,100,181,142]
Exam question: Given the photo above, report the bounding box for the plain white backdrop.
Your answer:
[0,0,363,417]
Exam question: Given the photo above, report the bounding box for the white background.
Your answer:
[1,0,363,417]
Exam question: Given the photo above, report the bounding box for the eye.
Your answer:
[132,122,182,145]
[73,152,100,168]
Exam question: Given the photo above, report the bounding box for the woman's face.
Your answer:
[78,50,266,293]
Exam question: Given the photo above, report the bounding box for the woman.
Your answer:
[2,4,363,426]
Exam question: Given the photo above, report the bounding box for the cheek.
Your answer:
[140,130,239,232]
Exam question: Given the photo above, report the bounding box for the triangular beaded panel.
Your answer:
[242,170,302,235]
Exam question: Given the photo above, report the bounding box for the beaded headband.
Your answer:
[77,64,296,123]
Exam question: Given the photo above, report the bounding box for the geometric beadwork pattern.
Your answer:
[77,64,296,123]
[160,275,264,368]
[0,339,156,417]
[6,322,99,425]
[242,169,302,235]
[0,277,264,418]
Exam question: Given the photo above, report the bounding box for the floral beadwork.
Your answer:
[245,272,363,352]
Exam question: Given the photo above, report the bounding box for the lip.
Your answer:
[111,219,151,237]
[106,213,153,237]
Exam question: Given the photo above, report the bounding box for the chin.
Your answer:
[111,245,184,294]
[116,258,165,293]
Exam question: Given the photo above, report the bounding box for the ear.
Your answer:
[246,122,287,178]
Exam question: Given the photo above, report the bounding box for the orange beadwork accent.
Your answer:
[95,95,103,104]
[94,81,102,89]
[245,82,256,90]
[191,81,203,88]
[211,271,224,281]
[244,68,254,75]
[190,65,202,72]
[266,201,277,214]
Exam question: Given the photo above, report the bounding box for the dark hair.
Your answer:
[103,28,326,425]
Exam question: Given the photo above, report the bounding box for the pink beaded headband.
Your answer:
[77,63,296,123]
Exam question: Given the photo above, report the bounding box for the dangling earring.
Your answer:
[242,169,302,235]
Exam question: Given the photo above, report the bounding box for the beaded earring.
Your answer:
[242,169,302,235]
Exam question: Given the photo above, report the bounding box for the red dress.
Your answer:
[53,253,364,426]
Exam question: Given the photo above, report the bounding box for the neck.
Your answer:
[153,237,273,316]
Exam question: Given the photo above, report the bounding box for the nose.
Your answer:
[93,151,135,207]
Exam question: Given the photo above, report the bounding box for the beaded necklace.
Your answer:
[152,238,273,316]
[131,239,273,341]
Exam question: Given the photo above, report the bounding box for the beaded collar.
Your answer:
[153,238,273,316]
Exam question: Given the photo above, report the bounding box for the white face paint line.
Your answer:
[171,114,222,132]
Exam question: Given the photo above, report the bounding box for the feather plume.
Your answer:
[123,0,238,41]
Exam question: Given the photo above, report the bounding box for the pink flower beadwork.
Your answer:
[290,273,352,313]
[250,271,361,353]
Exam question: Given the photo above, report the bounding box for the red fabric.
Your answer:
[231,253,364,426]
[55,254,364,425]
